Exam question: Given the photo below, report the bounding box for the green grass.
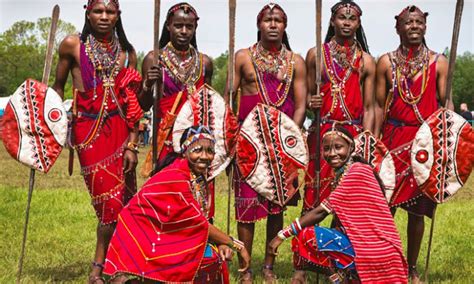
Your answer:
[0,146,473,283]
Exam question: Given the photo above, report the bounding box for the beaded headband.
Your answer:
[84,0,119,11]
[395,5,428,27]
[167,2,200,22]
[322,124,353,145]
[331,1,362,17]
[181,126,215,153]
[257,3,288,26]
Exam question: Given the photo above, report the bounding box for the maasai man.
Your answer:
[269,125,408,284]
[139,2,213,163]
[103,126,250,283]
[304,0,375,211]
[374,6,450,283]
[225,3,307,282]
[52,0,142,282]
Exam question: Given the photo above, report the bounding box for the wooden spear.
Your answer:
[152,0,162,172]
[226,0,236,235]
[423,0,463,281]
[17,5,60,284]
[314,0,322,208]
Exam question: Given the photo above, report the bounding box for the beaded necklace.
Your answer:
[322,38,362,120]
[160,42,202,94]
[331,158,353,190]
[391,45,430,123]
[76,34,123,150]
[190,172,210,218]
[250,42,294,108]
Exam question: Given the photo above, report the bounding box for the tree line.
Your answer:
[0,18,472,111]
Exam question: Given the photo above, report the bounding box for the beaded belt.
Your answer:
[387,118,421,127]
[77,110,119,119]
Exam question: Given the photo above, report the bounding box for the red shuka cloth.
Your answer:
[74,68,142,224]
[382,57,439,215]
[324,163,408,283]
[104,158,214,282]
[304,43,364,210]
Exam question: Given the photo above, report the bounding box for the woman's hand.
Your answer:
[144,64,162,93]
[268,236,284,256]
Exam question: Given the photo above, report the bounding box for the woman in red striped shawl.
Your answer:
[269,125,408,283]
[104,126,250,283]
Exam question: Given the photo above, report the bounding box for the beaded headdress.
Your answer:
[181,126,215,153]
[166,2,200,22]
[257,3,288,26]
[395,5,428,28]
[84,0,119,11]
[331,0,362,17]
[322,123,354,146]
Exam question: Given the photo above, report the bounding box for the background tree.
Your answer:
[0,18,76,97]
[211,51,228,95]
[452,51,474,111]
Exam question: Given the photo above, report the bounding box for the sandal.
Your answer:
[262,265,278,284]
[239,269,253,284]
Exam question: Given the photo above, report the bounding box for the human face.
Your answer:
[258,8,286,46]
[331,7,360,40]
[167,9,197,50]
[322,134,352,169]
[87,1,119,37]
[397,12,426,47]
[185,139,215,175]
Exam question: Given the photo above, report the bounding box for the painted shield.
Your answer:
[411,108,473,203]
[354,130,396,202]
[236,103,309,206]
[2,79,67,173]
[172,84,239,180]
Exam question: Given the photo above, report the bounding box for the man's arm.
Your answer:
[361,53,376,133]
[292,54,307,128]
[128,50,138,69]
[373,54,391,138]
[435,54,452,110]
[52,35,77,99]
[203,54,213,86]
[224,49,245,105]
[138,51,158,111]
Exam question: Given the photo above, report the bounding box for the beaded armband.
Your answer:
[229,236,245,252]
[277,218,302,240]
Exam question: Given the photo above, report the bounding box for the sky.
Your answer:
[0,0,473,59]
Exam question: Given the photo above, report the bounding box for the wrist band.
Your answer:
[277,218,302,240]
[229,236,245,252]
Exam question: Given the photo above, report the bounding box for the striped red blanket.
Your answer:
[324,162,408,283]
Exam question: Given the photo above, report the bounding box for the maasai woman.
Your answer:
[269,125,408,283]
[103,125,250,283]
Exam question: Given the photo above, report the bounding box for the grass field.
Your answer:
[0,145,473,283]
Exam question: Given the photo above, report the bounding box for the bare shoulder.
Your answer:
[292,53,305,68]
[376,53,391,70]
[235,48,251,63]
[362,52,375,66]
[305,46,316,62]
[58,34,80,54]
[202,53,213,68]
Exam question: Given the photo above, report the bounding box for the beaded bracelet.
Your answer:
[229,236,245,252]
[277,218,302,240]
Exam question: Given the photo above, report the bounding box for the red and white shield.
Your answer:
[172,84,239,180]
[236,104,309,206]
[411,108,473,203]
[354,130,396,202]
[2,79,67,173]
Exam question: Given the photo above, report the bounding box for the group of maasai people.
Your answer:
[50,0,455,283]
